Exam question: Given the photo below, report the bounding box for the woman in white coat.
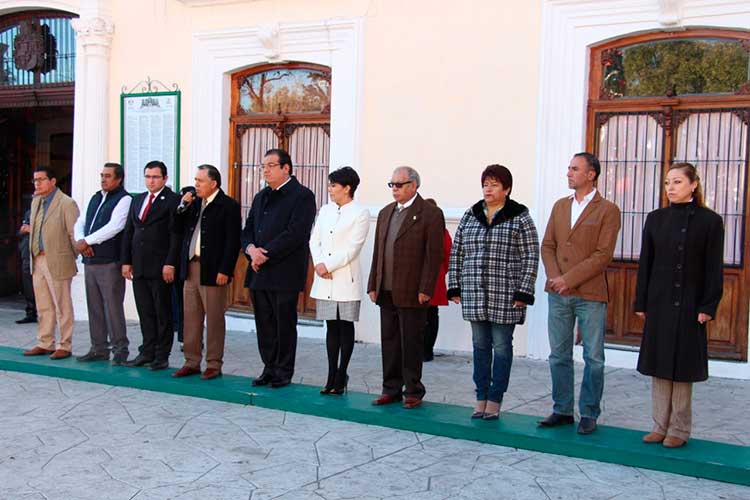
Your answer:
[310,167,370,395]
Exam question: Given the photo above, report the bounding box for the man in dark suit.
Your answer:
[367,166,445,409]
[16,209,37,324]
[242,148,316,389]
[121,161,181,371]
[172,164,241,380]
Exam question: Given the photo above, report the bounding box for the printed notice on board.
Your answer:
[122,92,179,193]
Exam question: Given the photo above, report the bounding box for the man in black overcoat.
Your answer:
[242,148,316,388]
[172,164,241,380]
[16,208,37,324]
[121,161,181,370]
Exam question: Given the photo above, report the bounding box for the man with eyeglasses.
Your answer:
[120,161,182,371]
[367,166,446,409]
[242,148,316,389]
[172,164,241,380]
[22,166,80,360]
[74,163,132,365]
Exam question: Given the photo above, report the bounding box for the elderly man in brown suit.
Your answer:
[22,166,80,360]
[368,166,445,409]
[539,152,621,435]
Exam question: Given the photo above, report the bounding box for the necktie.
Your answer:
[141,193,155,222]
[30,199,44,257]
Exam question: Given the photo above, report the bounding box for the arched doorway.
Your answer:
[586,29,750,360]
[227,62,332,317]
[0,9,76,296]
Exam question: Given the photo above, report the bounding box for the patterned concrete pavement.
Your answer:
[1,299,749,499]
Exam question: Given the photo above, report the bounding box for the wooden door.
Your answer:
[594,108,750,360]
[225,62,332,318]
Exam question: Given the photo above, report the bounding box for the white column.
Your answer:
[70,11,114,207]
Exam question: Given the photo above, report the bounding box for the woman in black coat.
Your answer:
[634,162,724,449]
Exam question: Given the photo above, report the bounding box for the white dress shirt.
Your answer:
[570,188,596,228]
[138,187,165,220]
[74,191,132,245]
[397,192,418,212]
[193,189,220,257]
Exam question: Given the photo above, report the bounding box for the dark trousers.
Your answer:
[251,289,299,381]
[172,277,184,343]
[325,314,355,390]
[378,291,427,399]
[423,305,439,360]
[133,277,174,362]
[21,256,36,318]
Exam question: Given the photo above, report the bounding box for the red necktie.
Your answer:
[141,193,155,222]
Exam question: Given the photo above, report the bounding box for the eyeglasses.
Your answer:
[32,178,50,184]
[387,181,412,189]
[261,162,281,169]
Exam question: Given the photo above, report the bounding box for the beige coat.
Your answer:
[541,191,621,303]
[29,189,80,280]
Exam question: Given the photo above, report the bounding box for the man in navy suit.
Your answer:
[242,148,316,388]
[121,161,181,370]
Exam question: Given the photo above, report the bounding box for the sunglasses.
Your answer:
[387,181,412,189]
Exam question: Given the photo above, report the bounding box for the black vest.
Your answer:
[83,186,129,264]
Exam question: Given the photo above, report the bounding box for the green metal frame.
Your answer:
[120,90,181,192]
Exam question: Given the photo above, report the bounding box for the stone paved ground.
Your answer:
[1,370,749,500]
[1,299,749,499]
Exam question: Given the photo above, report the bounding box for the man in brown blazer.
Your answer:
[539,152,621,434]
[22,166,80,360]
[368,166,445,409]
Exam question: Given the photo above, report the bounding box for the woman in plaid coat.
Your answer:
[448,165,539,419]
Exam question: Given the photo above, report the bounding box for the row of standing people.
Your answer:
[20,150,722,448]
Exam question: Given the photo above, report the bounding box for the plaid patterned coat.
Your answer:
[447,198,539,324]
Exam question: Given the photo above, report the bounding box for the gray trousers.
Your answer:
[84,262,128,356]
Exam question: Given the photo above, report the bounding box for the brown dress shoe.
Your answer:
[402,397,423,409]
[662,435,686,448]
[201,368,222,380]
[642,432,666,444]
[23,346,54,356]
[172,365,201,378]
[50,350,72,360]
[372,394,403,406]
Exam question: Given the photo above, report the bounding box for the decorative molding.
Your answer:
[189,18,364,192]
[257,23,281,62]
[70,16,114,50]
[178,0,262,5]
[658,0,683,26]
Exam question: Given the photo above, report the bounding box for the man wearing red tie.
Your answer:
[121,161,182,370]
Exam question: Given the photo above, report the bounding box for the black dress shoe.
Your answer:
[16,316,37,324]
[252,375,272,387]
[537,413,575,427]
[125,355,154,367]
[270,379,291,389]
[76,351,110,362]
[111,353,129,366]
[577,417,597,435]
[149,359,169,371]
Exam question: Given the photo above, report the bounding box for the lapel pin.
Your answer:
[160,196,165,200]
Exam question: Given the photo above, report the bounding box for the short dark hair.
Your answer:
[104,162,125,182]
[197,164,221,188]
[481,164,513,195]
[573,152,601,180]
[328,166,360,198]
[265,148,293,176]
[144,160,167,177]
[34,165,57,181]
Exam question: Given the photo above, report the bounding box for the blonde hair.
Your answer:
[668,162,705,207]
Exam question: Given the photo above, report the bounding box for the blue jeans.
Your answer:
[547,293,606,419]
[471,321,515,403]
